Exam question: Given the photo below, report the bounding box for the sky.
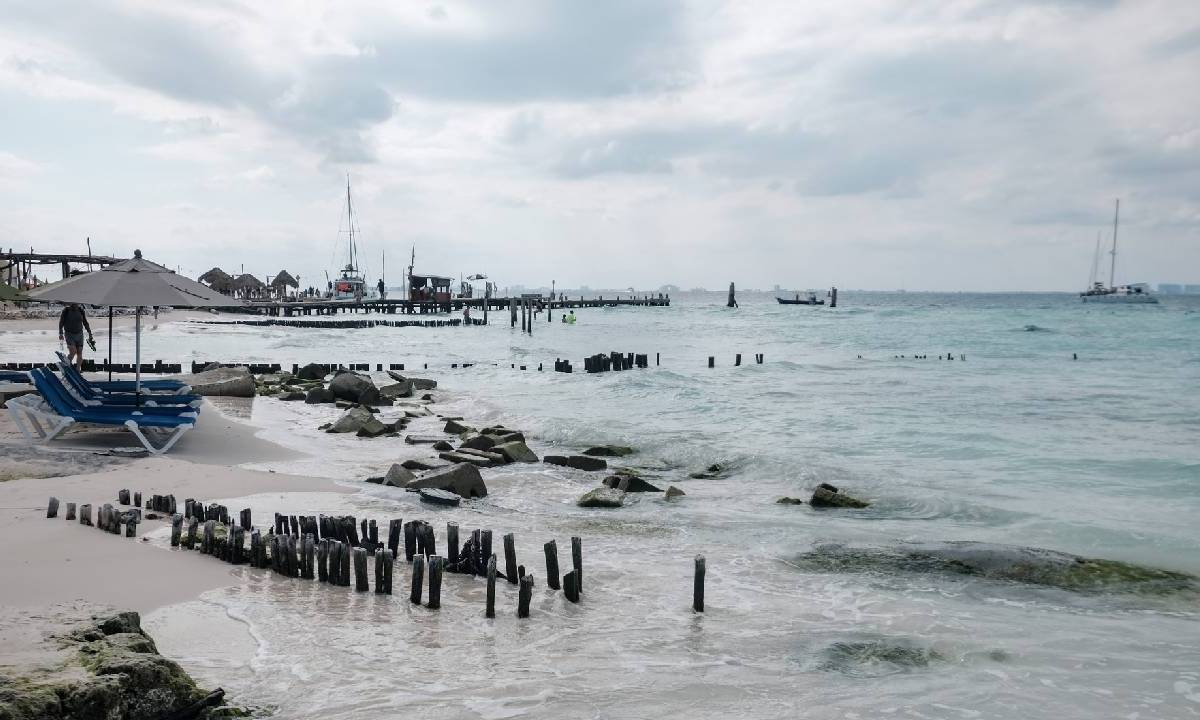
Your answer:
[1,0,1198,292]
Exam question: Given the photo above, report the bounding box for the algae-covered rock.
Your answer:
[809,483,869,508]
[792,541,1200,595]
[817,638,945,677]
[577,486,626,508]
[583,445,635,457]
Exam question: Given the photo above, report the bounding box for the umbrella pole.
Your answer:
[107,307,113,381]
[135,306,142,402]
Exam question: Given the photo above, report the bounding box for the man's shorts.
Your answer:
[64,331,85,350]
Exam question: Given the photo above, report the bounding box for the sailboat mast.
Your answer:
[1109,198,1119,288]
[1089,231,1101,287]
[346,175,356,272]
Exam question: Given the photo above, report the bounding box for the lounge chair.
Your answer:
[0,370,30,383]
[9,368,195,454]
[55,352,191,394]
[54,362,201,409]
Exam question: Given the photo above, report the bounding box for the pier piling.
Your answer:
[544,540,560,590]
[694,555,706,612]
[410,555,425,604]
[65,503,76,521]
[354,548,369,591]
[571,536,582,594]
[47,497,59,518]
[427,555,443,609]
[518,574,534,618]
[486,555,497,618]
[504,533,518,585]
[170,514,183,547]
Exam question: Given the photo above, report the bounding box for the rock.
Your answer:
[459,434,496,451]
[410,378,437,390]
[335,399,355,409]
[489,432,526,445]
[404,435,444,444]
[96,611,143,636]
[454,447,505,464]
[383,464,415,487]
[172,366,255,397]
[583,445,635,457]
[665,485,686,500]
[304,387,335,404]
[421,393,434,401]
[577,486,626,508]
[365,476,383,484]
[545,455,608,472]
[357,385,383,407]
[439,451,493,467]
[444,419,473,434]
[689,463,725,479]
[401,458,452,471]
[790,541,1200,596]
[432,440,454,452]
[776,497,805,505]
[419,488,461,506]
[279,391,307,401]
[492,440,538,463]
[296,362,327,380]
[406,463,488,498]
[603,474,661,492]
[380,380,413,399]
[329,371,375,403]
[355,414,388,438]
[386,370,407,383]
[809,483,870,508]
[326,406,374,434]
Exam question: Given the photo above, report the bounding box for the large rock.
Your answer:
[577,486,626,508]
[689,463,725,479]
[545,455,608,472]
[279,391,307,401]
[355,414,389,438]
[383,464,415,487]
[459,434,496,451]
[401,458,452,471]
[296,362,327,381]
[444,419,473,434]
[432,440,454,452]
[410,378,438,390]
[326,406,375,434]
[357,385,383,407]
[439,451,494,467]
[455,447,506,464]
[583,445,635,457]
[380,380,413,399]
[492,440,538,463]
[175,366,255,397]
[603,474,661,492]
[665,485,686,500]
[809,483,870,508]
[329,371,375,403]
[406,463,488,499]
[404,435,443,444]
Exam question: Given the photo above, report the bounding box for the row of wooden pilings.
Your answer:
[708,353,765,368]
[196,318,486,330]
[46,492,709,614]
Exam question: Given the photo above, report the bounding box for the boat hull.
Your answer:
[777,298,825,305]
[1080,294,1158,304]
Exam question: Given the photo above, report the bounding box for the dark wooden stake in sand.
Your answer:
[354,547,369,591]
[518,574,534,618]
[504,533,518,585]
[65,502,76,521]
[46,497,59,519]
[427,555,443,609]
[563,570,580,603]
[447,523,459,568]
[486,554,497,619]
[694,555,706,613]
[170,514,182,547]
[571,536,583,593]
[79,503,91,526]
[410,555,425,604]
[544,540,561,590]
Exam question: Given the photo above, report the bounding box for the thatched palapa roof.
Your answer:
[198,267,233,293]
[232,273,267,293]
[270,270,299,288]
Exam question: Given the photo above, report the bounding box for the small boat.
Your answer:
[1080,199,1158,304]
[331,176,381,302]
[418,488,461,506]
[777,290,825,305]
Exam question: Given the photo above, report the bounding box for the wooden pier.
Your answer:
[231,294,670,317]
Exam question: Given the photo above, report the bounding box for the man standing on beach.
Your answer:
[58,303,94,370]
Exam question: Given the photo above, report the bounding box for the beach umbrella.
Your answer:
[0,282,25,302]
[25,249,243,393]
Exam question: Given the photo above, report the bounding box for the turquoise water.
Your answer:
[7,292,1200,718]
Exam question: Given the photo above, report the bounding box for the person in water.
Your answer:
[567,310,576,324]
[58,303,94,370]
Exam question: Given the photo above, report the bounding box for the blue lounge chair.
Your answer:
[38,369,198,418]
[55,352,190,394]
[54,362,201,409]
[9,368,195,454]
[0,370,29,382]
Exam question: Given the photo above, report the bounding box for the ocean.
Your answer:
[5,291,1200,718]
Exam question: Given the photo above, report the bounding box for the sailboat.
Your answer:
[331,176,380,302]
[1080,199,1157,304]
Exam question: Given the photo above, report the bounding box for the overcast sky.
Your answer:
[1,0,1197,291]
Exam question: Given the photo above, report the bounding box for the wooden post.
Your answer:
[694,555,706,612]
[423,523,436,557]
[118,489,129,505]
[125,515,138,538]
[185,517,198,549]
[302,534,315,578]
[47,497,59,518]
[317,539,329,582]
[708,356,714,368]
[427,555,443,609]
[485,554,497,619]
[410,555,425,604]
[571,536,582,594]
[447,522,459,569]
[65,503,76,521]
[354,547,369,591]
[735,353,741,366]
[134,492,141,508]
[382,548,394,594]
[403,521,416,561]
[388,519,402,558]
[503,533,518,585]
[374,548,385,593]
[481,530,493,574]
[340,539,352,586]
[563,570,579,603]
[171,514,183,547]
[544,540,560,590]
[518,574,534,618]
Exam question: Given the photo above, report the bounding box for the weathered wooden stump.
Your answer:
[694,555,706,613]
[133,492,141,508]
[125,515,138,538]
[410,555,425,604]
[340,541,352,586]
[563,570,580,603]
[354,547,369,591]
[481,530,493,574]
[518,574,534,618]
[117,489,129,505]
[544,540,561,590]
[571,536,583,593]
[232,527,245,564]
[447,523,459,569]
[46,497,59,519]
[170,514,183,547]
[317,539,329,582]
[302,534,315,577]
[65,502,76,521]
[403,521,417,561]
[503,533,518,585]
[240,508,252,531]
[427,555,443,609]
[486,554,497,619]
[79,503,92,526]
[387,519,402,558]
[185,517,198,549]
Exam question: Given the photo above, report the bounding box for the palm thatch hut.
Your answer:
[231,273,268,300]
[198,267,234,294]
[270,270,299,300]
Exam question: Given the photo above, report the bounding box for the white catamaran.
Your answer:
[1081,199,1157,304]
[331,176,380,302]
